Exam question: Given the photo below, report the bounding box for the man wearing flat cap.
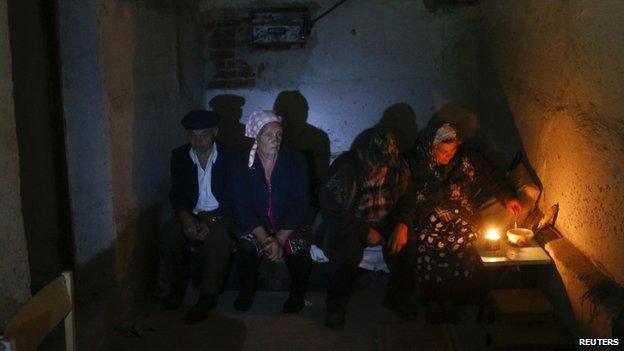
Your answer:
[160,110,239,324]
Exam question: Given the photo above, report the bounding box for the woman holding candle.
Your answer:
[404,121,521,323]
[232,110,314,314]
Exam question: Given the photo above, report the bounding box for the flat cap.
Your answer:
[181,110,220,130]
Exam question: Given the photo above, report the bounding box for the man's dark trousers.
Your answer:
[326,229,419,305]
[160,214,235,295]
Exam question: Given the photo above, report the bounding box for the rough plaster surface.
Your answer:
[100,0,202,306]
[203,0,481,154]
[0,0,31,327]
[545,238,614,337]
[480,0,624,284]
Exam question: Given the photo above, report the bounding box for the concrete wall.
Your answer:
[100,0,204,308]
[58,0,117,268]
[0,0,31,327]
[201,0,481,159]
[479,0,624,285]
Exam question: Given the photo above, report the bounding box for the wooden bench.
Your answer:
[1,271,75,351]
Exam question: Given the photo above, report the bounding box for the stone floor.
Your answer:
[104,273,490,351]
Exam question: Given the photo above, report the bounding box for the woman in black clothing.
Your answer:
[405,121,521,322]
[232,110,314,314]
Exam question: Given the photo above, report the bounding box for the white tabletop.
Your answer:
[475,237,552,267]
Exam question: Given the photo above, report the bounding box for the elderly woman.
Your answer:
[232,110,314,314]
[319,128,418,329]
[405,121,521,322]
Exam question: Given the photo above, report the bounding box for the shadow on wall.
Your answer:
[475,43,527,167]
[273,90,331,206]
[114,205,162,310]
[429,102,478,141]
[210,94,253,152]
[476,44,541,187]
[375,103,419,152]
[75,246,117,350]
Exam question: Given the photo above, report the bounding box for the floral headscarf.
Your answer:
[354,128,399,168]
[417,121,462,178]
[245,110,282,168]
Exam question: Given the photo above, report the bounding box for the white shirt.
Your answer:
[189,145,220,214]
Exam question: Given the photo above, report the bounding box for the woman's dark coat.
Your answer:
[232,146,313,237]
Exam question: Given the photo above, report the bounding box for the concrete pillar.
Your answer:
[57,0,117,269]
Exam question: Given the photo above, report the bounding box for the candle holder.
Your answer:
[484,228,501,251]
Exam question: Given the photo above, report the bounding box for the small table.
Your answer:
[475,237,551,267]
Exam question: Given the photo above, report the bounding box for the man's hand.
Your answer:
[197,220,210,240]
[387,223,408,255]
[179,211,201,239]
[504,198,522,216]
[367,228,383,247]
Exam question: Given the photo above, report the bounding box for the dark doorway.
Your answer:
[8,0,73,292]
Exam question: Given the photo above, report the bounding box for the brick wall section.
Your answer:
[206,14,256,89]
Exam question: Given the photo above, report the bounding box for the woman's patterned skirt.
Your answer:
[415,209,481,284]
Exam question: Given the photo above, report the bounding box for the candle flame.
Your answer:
[485,228,500,241]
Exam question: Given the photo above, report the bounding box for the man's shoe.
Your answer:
[282,294,305,314]
[325,300,346,329]
[162,283,186,310]
[233,292,254,312]
[184,293,217,324]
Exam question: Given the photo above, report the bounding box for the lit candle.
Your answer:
[485,228,501,251]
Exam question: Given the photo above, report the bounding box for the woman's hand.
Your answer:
[263,237,283,261]
[504,198,522,216]
[276,229,294,247]
[387,223,408,255]
[367,228,384,247]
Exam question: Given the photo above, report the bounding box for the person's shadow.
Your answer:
[273,91,330,207]
[209,94,252,152]
[374,103,419,152]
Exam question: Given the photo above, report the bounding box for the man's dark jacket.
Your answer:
[318,151,413,246]
[169,142,238,216]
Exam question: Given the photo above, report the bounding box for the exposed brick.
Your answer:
[207,78,255,90]
[238,65,254,79]
[207,80,230,89]
[256,62,268,78]
[209,50,234,60]
[210,38,236,49]
[213,27,236,38]
[216,19,241,27]
[228,79,255,88]
[213,60,227,70]
[226,59,242,70]
[237,39,252,47]
[215,69,239,80]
